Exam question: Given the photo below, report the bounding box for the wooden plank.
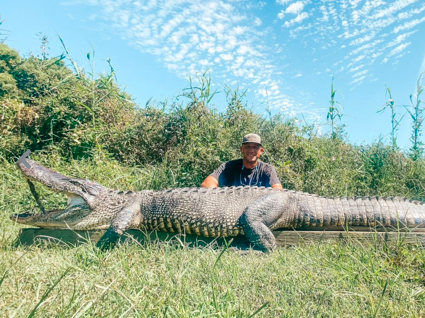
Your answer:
[274,230,425,246]
[16,228,425,248]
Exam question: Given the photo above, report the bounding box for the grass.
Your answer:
[1,156,425,317]
[1,235,424,317]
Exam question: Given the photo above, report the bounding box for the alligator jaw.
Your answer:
[12,159,104,228]
[10,209,64,226]
[10,192,94,228]
[16,158,105,206]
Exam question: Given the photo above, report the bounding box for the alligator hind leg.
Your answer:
[240,192,287,252]
[96,199,142,250]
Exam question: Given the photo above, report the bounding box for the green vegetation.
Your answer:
[327,75,344,140]
[406,72,425,161]
[1,42,425,316]
[2,42,425,198]
[378,86,403,151]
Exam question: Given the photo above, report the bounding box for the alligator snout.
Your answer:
[10,212,35,223]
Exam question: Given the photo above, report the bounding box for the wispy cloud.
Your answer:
[394,16,425,33]
[286,1,305,14]
[64,0,318,115]
[281,0,424,85]
[64,0,425,118]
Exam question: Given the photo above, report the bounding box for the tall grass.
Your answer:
[406,72,425,160]
[327,75,344,139]
[378,86,404,151]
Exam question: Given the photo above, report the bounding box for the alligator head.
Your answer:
[11,159,107,229]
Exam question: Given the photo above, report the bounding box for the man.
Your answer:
[201,133,283,189]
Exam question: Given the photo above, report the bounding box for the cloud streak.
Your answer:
[65,0,425,118]
[66,0,306,114]
[282,0,425,85]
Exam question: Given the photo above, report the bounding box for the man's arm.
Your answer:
[268,164,283,189]
[201,175,219,188]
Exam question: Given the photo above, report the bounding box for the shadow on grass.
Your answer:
[7,226,425,255]
[11,228,254,251]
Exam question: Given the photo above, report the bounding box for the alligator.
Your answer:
[11,159,425,251]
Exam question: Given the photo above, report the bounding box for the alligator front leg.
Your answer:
[240,191,287,252]
[96,199,142,249]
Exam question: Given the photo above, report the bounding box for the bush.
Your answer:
[1,43,425,198]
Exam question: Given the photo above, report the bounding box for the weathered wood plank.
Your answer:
[16,228,425,248]
[274,230,425,246]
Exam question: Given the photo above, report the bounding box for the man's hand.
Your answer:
[201,176,219,188]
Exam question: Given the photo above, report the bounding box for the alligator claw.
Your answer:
[96,228,121,250]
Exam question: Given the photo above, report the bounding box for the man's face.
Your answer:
[240,143,264,163]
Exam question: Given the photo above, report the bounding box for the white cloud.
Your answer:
[276,0,292,5]
[372,0,418,19]
[82,0,297,112]
[353,55,366,62]
[199,59,210,66]
[388,42,411,57]
[65,0,425,120]
[295,11,309,22]
[349,64,364,72]
[220,53,233,61]
[277,0,424,87]
[350,40,383,56]
[277,10,285,19]
[258,88,268,97]
[353,70,368,78]
[350,75,366,84]
[284,11,309,27]
[349,32,376,46]
[393,16,425,33]
[385,31,416,48]
[286,1,305,15]
[349,0,362,9]
[397,3,425,19]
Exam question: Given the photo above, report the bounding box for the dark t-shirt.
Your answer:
[210,159,281,187]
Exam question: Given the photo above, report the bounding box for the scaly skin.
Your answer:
[11,159,425,251]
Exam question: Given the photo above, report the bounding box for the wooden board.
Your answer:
[15,228,425,248]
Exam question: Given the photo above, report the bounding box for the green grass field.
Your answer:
[1,158,425,318]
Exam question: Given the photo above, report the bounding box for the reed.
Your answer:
[378,86,404,151]
[406,72,425,160]
[327,75,344,139]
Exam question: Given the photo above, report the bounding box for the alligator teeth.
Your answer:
[27,179,46,214]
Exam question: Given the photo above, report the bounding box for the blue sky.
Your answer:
[2,0,425,149]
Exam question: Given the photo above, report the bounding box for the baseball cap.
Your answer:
[242,133,262,146]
